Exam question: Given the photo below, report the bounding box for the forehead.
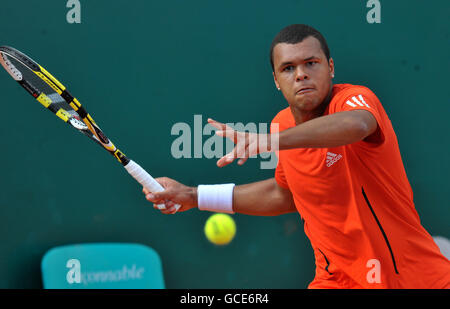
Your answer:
[272,36,325,65]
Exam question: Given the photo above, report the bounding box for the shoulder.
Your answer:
[329,83,382,112]
[271,107,295,133]
[331,84,388,145]
[332,83,380,102]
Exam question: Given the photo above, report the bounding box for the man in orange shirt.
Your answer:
[143,24,450,288]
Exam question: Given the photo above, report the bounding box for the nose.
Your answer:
[295,67,309,81]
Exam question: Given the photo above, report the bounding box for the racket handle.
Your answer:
[124,160,181,211]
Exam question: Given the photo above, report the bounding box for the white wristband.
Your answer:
[197,184,235,214]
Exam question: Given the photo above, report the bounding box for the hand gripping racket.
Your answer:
[0,46,179,211]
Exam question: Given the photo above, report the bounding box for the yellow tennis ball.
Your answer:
[204,213,236,245]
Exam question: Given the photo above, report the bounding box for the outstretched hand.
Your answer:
[143,177,198,215]
[207,118,278,167]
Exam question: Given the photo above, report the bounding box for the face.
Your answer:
[272,36,334,113]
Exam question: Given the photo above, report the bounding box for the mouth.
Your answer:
[296,87,315,95]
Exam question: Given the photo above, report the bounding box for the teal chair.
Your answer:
[41,243,165,289]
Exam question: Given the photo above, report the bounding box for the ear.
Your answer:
[273,71,280,90]
[329,57,335,78]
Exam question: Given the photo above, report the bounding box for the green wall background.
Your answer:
[0,0,448,288]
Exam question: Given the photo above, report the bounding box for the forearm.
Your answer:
[232,178,296,216]
[277,110,376,150]
[146,177,296,216]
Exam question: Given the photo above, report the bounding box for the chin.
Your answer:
[293,98,319,111]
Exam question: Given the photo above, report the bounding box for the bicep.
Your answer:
[345,110,378,138]
[351,110,384,144]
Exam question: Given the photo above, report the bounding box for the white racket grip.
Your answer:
[124,160,181,211]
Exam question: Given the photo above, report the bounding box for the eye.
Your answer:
[283,65,294,72]
[306,61,317,67]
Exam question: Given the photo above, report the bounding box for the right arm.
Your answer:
[143,177,296,216]
[233,178,296,216]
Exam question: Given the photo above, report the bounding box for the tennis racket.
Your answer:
[0,46,179,211]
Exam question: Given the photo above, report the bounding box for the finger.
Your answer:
[165,200,182,211]
[159,209,171,215]
[208,119,235,134]
[207,118,227,130]
[154,177,169,189]
[149,190,174,202]
[153,203,168,212]
[166,205,179,214]
[217,156,231,167]
[143,187,150,195]
[215,130,238,143]
[238,157,249,165]
[247,139,260,158]
[146,193,156,201]
[217,148,237,167]
[153,203,168,211]
[153,203,167,210]
[156,204,167,210]
[158,205,178,215]
[235,133,250,159]
[165,200,176,208]
[146,193,166,205]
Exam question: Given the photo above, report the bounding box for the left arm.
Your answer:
[277,110,377,149]
[209,110,378,167]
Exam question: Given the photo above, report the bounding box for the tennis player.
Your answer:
[143,24,450,289]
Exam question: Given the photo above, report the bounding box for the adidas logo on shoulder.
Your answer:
[326,152,342,167]
[345,94,371,108]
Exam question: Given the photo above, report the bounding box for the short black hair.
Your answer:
[270,24,330,71]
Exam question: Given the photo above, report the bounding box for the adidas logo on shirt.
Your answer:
[326,152,342,167]
[345,95,371,108]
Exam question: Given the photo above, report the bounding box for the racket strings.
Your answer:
[13,57,72,108]
[0,53,22,80]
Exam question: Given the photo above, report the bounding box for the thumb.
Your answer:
[152,189,174,201]
[145,191,166,203]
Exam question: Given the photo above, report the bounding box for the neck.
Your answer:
[290,86,333,125]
